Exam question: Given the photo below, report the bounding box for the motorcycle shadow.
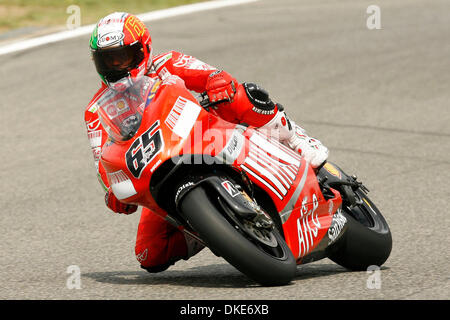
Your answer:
[83,262,354,288]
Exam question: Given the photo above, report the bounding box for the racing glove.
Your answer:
[105,189,138,215]
[205,70,238,103]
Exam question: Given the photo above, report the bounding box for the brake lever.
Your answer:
[199,92,210,109]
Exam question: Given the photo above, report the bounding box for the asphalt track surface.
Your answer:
[1,0,449,300]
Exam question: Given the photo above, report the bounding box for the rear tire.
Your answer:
[327,190,392,270]
[179,186,296,286]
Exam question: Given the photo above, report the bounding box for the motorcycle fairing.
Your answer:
[100,76,343,261]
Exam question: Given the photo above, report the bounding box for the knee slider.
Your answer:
[140,261,174,273]
[243,82,276,115]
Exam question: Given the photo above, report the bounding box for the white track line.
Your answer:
[0,0,259,56]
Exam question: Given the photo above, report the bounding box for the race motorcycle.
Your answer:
[97,75,392,286]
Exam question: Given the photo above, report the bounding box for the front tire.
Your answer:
[327,190,392,270]
[179,186,296,286]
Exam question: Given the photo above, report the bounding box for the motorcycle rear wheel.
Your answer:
[327,189,392,270]
[178,186,297,286]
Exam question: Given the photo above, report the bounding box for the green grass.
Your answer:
[0,0,207,33]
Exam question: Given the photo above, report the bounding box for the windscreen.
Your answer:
[97,76,155,142]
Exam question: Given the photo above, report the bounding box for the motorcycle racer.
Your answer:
[84,12,328,273]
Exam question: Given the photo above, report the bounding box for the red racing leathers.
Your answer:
[84,51,297,271]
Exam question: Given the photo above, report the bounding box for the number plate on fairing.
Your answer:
[125,120,164,178]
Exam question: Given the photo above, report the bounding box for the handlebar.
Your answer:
[198,92,231,110]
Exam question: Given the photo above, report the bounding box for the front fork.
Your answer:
[316,162,369,208]
[170,175,275,246]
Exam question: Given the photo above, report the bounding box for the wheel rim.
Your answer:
[217,197,289,260]
[344,190,389,234]
[345,192,375,228]
[242,220,278,247]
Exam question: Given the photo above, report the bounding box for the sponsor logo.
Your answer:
[221,181,240,197]
[105,99,130,120]
[327,209,347,244]
[215,128,245,165]
[240,131,301,200]
[136,248,148,262]
[116,100,127,111]
[143,79,161,109]
[153,52,172,71]
[324,163,341,179]
[86,118,101,131]
[227,135,239,155]
[328,200,334,215]
[175,181,195,202]
[208,70,221,77]
[98,13,126,27]
[164,96,201,139]
[161,74,181,86]
[225,133,241,158]
[165,96,185,131]
[92,146,102,164]
[296,194,320,258]
[158,67,171,80]
[108,170,137,200]
[88,103,100,113]
[88,130,102,148]
[251,106,275,115]
[150,159,162,173]
[173,54,215,71]
[97,31,124,47]
[106,104,118,118]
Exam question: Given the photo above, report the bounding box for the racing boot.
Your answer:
[259,108,329,168]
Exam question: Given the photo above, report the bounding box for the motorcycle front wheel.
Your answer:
[327,189,392,270]
[178,186,296,286]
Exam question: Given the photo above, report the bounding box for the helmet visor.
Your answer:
[92,42,145,83]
